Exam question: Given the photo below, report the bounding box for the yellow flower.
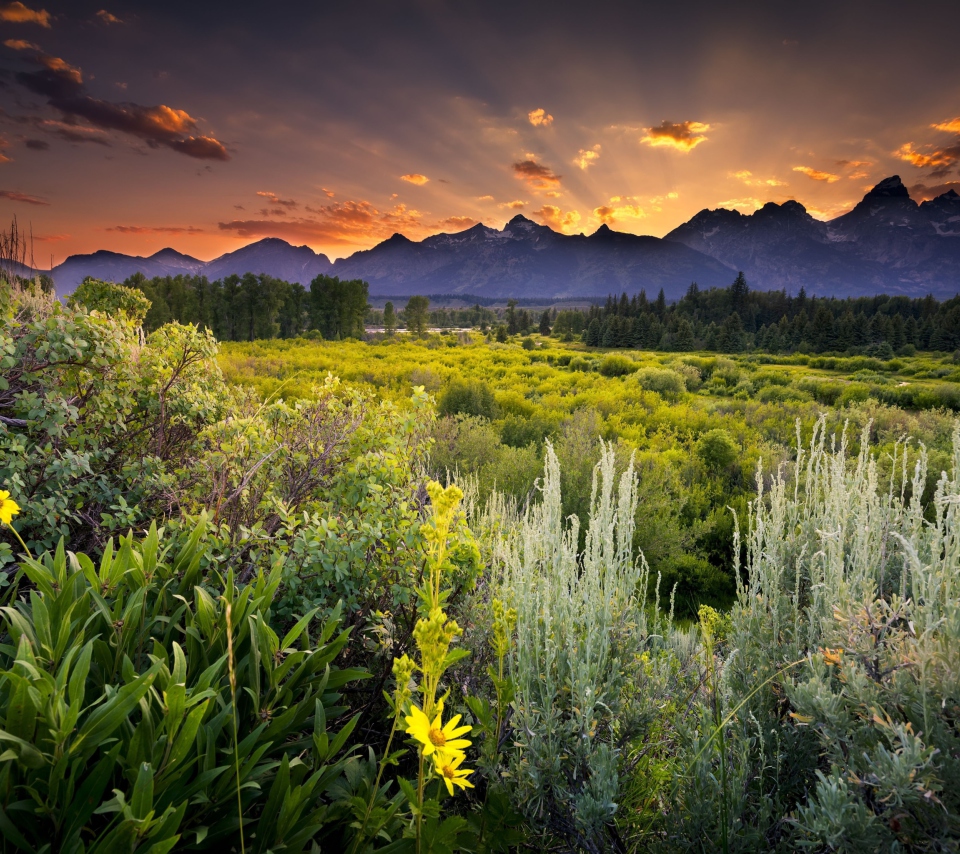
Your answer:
[434,751,475,796]
[404,705,472,759]
[0,491,20,526]
[821,647,844,667]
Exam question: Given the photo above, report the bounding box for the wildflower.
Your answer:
[405,705,472,759]
[0,490,20,526]
[821,647,844,667]
[434,751,475,796]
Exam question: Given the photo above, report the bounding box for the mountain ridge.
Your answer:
[17,177,960,299]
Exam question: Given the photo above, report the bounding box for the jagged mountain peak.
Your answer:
[865,175,910,199]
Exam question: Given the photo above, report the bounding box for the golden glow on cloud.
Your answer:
[400,173,429,185]
[533,205,580,232]
[0,2,50,26]
[475,194,494,202]
[499,200,526,209]
[717,197,764,211]
[641,120,710,152]
[734,170,786,187]
[527,108,554,127]
[573,144,601,169]
[894,142,957,169]
[593,202,645,224]
[513,158,562,191]
[792,166,840,183]
[932,117,960,133]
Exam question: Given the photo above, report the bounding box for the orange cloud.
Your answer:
[0,2,50,26]
[641,120,710,152]
[574,144,601,170]
[0,188,48,204]
[321,187,335,198]
[34,232,69,242]
[528,108,553,127]
[894,142,959,170]
[932,117,960,133]
[717,197,764,211]
[475,194,494,202]
[792,166,840,182]
[593,202,645,224]
[256,191,297,208]
[4,37,38,49]
[533,205,580,233]
[733,170,786,187]
[499,200,526,210]
[513,158,562,191]
[95,9,121,23]
[107,225,204,234]
[400,173,429,185]
[219,200,427,249]
[437,216,477,230]
[848,171,869,180]
[836,159,872,168]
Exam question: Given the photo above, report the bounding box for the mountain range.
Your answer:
[20,176,960,300]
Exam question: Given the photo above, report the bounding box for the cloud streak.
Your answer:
[400,173,429,185]
[107,225,205,234]
[641,120,710,152]
[793,165,840,182]
[0,188,48,204]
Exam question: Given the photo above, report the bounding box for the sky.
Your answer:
[1,0,959,265]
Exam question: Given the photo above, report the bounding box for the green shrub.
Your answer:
[658,553,734,620]
[598,354,637,377]
[635,367,685,396]
[0,520,365,851]
[696,428,738,471]
[438,379,499,419]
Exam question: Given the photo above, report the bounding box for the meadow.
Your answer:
[2,278,960,853]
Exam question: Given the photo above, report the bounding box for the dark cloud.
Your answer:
[895,141,960,178]
[256,190,297,207]
[95,9,122,24]
[640,120,711,151]
[12,49,229,160]
[0,188,48,204]
[908,181,960,201]
[512,158,562,190]
[24,137,47,149]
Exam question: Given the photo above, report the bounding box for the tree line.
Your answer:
[569,274,960,355]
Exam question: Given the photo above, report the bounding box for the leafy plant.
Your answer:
[0,518,366,852]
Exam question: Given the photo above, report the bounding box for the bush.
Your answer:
[634,367,685,396]
[696,428,738,471]
[438,379,499,419]
[0,520,365,851]
[598,354,637,377]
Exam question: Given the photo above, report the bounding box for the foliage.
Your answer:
[0,289,225,556]
[67,277,152,325]
[0,519,366,852]
[405,296,431,337]
[437,380,499,420]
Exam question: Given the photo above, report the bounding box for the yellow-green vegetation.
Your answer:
[4,278,960,853]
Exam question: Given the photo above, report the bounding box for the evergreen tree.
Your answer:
[404,295,431,337]
[539,309,551,335]
[383,301,397,335]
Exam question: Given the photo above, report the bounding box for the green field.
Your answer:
[4,280,960,852]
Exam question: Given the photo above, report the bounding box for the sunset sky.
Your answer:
[1,0,959,265]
